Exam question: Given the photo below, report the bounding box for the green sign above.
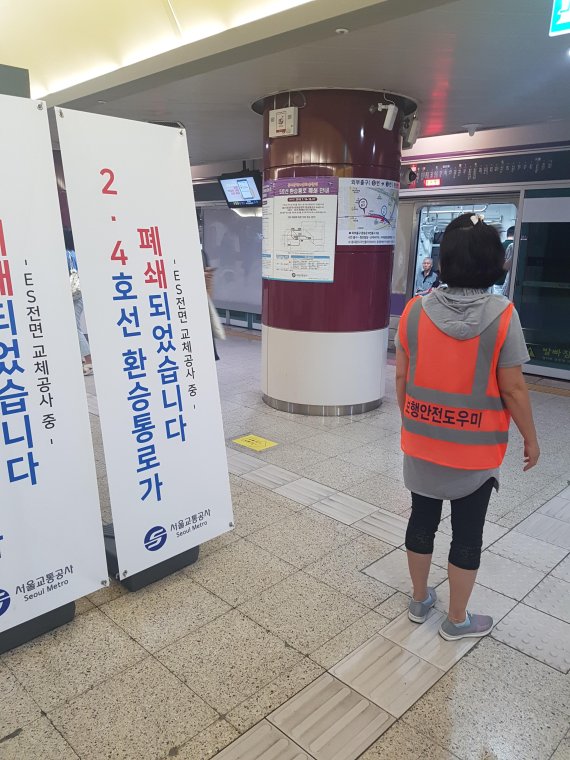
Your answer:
[550,0,570,36]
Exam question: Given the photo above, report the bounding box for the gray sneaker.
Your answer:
[439,612,493,641]
[408,588,437,623]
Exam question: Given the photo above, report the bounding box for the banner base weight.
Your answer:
[103,523,200,592]
[0,602,75,655]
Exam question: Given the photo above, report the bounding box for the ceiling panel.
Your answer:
[48,0,570,164]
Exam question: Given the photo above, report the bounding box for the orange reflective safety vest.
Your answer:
[399,296,513,470]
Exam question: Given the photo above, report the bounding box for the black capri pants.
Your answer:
[405,478,494,570]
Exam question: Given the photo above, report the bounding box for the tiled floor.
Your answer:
[1,331,569,760]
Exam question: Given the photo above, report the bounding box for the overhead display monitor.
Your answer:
[219,171,262,208]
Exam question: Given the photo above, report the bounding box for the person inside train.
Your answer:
[396,213,539,641]
[494,226,515,296]
[414,257,440,296]
[502,225,515,252]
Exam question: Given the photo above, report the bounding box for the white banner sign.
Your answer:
[262,177,338,282]
[337,177,400,246]
[57,110,233,578]
[0,95,108,632]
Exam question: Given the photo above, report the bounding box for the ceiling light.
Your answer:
[97,100,107,104]
[335,28,349,35]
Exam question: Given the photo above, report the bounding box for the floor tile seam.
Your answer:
[376,625,460,675]
[359,546,407,578]
[223,661,326,734]
[300,606,394,669]
[550,730,570,760]
[492,602,570,672]
[237,511,340,550]
[352,718,465,760]
[550,552,570,578]
[195,547,301,607]
[353,526,407,549]
[227,461,267,475]
[261,472,339,498]
[154,713,227,759]
[329,639,448,720]
[157,723,237,760]
[33,711,83,759]
[239,580,382,663]
[521,587,570,626]
[263,679,397,758]
[476,556,548,601]
[374,589,413,616]
[310,471,387,493]
[95,583,233,658]
[39,646,152,717]
[514,510,570,534]
[305,500,382,527]
[2,606,153,712]
[300,527,394,560]
[395,659,523,758]
[300,558,397,610]
[291,439,368,457]
[398,716,470,760]
[499,498,555,528]
[147,649,225,720]
[0,662,52,733]
[465,640,570,718]
[123,589,235,653]
[232,581,314,661]
[239,718,319,760]
[452,645,570,719]
[232,507,304,538]
[237,567,378,621]
[505,554,570,596]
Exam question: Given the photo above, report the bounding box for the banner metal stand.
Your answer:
[102,524,199,592]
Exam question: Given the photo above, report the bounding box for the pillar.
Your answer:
[254,89,417,415]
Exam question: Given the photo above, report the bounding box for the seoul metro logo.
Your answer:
[144,526,167,552]
[0,589,11,617]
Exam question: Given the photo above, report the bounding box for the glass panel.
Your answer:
[202,206,262,313]
[515,221,570,371]
[414,202,517,296]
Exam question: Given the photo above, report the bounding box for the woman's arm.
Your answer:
[497,365,540,471]
[396,346,409,419]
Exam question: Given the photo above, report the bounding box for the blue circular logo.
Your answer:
[0,589,11,617]
[144,526,167,552]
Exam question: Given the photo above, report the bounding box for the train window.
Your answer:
[515,190,570,373]
[413,202,517,296]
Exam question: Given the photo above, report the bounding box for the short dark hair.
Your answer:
[439,213,505,288]
[506,226,515,238]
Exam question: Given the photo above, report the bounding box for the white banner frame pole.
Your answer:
[56,109,233,583]
[0,95,108,645]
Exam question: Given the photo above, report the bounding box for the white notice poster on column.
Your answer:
[262,177,338,282]
[57,110,233,578]
[337,177,400,246]
[0,95,108,632]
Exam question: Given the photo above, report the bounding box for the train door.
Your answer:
[515,189,570,379]
[409,196,519,297]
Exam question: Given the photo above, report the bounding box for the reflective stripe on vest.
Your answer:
[401,297,513,469]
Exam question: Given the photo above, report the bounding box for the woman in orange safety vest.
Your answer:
[395,213,539,641]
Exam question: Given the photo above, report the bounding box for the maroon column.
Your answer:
[255,89,417,415]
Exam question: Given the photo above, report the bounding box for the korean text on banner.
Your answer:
[56,111,233,578]
[0,95,108,633]
[262,177,338,282]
